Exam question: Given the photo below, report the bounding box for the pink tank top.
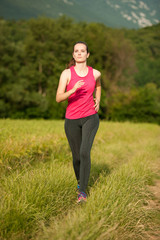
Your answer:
[65,66,97,119]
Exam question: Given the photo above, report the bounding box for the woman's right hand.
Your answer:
[56,70,84,102]
[72,80,84,93]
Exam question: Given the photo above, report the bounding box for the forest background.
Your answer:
[0,16,160,123]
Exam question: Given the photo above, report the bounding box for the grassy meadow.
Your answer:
[0,119,160,240]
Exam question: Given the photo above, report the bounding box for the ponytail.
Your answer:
[66,57,75,69]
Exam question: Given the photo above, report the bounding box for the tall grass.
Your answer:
[0,161,76,239]
[0,119,69,174]
[0,120,159,240]
[38,159,151,240]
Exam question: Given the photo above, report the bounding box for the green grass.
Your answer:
[0,119,160,240]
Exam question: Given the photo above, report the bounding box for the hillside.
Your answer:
[0,0,160,28]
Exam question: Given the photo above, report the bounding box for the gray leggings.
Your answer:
[65,113,99,193]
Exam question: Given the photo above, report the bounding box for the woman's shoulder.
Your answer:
[61,68,71,78]
[62,68,71,74]
[92,68,101,80]
[59,69,71,86]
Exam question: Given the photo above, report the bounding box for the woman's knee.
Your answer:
[80,149,90,162]
[73,155,80,165]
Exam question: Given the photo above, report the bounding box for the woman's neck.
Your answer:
[74,62,88,72]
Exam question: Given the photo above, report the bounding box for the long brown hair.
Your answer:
[66,41,89,69]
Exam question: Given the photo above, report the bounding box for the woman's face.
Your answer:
[73,43,90,63]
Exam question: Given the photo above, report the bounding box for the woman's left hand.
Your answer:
[94,98,100,112]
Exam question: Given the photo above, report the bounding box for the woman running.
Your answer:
[56,41,101,203]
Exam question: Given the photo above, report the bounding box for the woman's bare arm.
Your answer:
[93,69,101,112]
[56,69,84,103]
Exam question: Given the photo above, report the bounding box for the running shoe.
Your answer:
[77,192,87,203]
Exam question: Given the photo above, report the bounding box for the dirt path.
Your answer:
[148,180,160,210]
[145,169,160,240]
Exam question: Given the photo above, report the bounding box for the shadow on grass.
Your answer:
[88,162,111,192]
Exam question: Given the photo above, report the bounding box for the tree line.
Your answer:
[0,16,160,123]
